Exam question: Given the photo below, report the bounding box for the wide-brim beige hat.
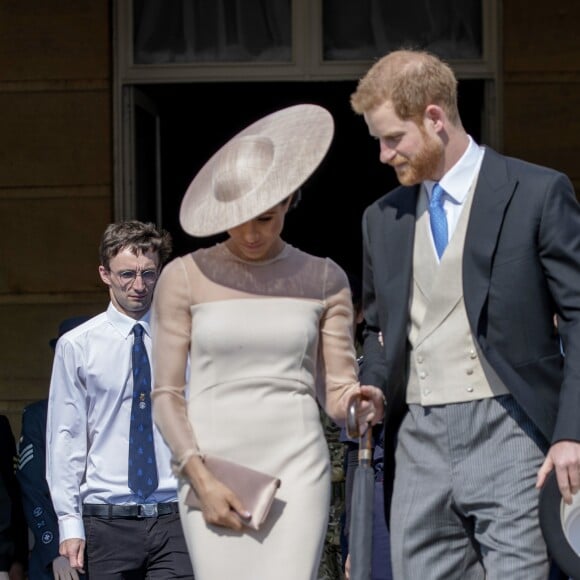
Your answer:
[179,104,334,237]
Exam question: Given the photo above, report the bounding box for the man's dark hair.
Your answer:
[99,220,172,270]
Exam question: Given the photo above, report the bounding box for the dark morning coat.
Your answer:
[359,147,580,520]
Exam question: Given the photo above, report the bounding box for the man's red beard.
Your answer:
[393,132,443,186]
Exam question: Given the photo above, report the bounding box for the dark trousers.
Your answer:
[83,513,194,579]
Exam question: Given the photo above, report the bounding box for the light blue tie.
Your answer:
[429,183,448,259]
[128,324,158,499]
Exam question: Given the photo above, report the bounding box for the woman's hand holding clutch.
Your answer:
[183,456,252,531]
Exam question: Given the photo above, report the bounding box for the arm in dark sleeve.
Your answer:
[360,208,389,391]
[16,402,61,571]
[538,173,580,442]
[0,416,28,570]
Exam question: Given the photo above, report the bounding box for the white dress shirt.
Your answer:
[46,303,178,543]
[425,135,485,255]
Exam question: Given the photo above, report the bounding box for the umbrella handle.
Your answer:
[346,392,361,439]
[346,393,373,466]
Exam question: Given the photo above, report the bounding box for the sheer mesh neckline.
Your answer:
[220,241,291,266]
[177,241,346,302]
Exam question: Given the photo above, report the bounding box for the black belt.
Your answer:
[83,502,179,519]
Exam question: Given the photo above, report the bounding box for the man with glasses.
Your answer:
[46,221,194,579]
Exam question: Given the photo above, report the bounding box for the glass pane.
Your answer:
[133,0,292,64]
[323,0,482,61]
[134,106,159,223]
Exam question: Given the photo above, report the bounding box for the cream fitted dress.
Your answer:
[151,242,360,580]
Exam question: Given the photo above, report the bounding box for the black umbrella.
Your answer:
[346,394,374,580]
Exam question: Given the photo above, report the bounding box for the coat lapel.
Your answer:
[463,148,518,331]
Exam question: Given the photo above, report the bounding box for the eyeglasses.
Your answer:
[111,269,158,286]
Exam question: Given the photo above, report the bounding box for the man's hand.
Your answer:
[536,440,580,504]
[59,538,86,575]
[52,554,80,579]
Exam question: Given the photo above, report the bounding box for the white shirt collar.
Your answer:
[425,136,484,204]
[106,302,151,339]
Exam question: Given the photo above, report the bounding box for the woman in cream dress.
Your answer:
[151,105,384,579]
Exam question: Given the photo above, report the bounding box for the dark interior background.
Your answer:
[138,79,483,277]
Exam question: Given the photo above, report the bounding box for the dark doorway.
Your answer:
[137,80,483,277]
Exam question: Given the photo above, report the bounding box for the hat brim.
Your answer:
[179,104,334,237]
[539,470,580,578]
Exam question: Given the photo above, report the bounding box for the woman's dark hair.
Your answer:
[288,189,302,211]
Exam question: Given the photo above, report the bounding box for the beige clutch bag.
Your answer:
[184,455,281,530]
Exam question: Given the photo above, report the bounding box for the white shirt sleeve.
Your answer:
[46,337,88,542]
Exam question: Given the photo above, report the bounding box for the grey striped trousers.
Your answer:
[390,395,550,580]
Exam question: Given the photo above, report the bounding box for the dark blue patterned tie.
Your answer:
[429,183,448,259]
[128,324,158,499]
